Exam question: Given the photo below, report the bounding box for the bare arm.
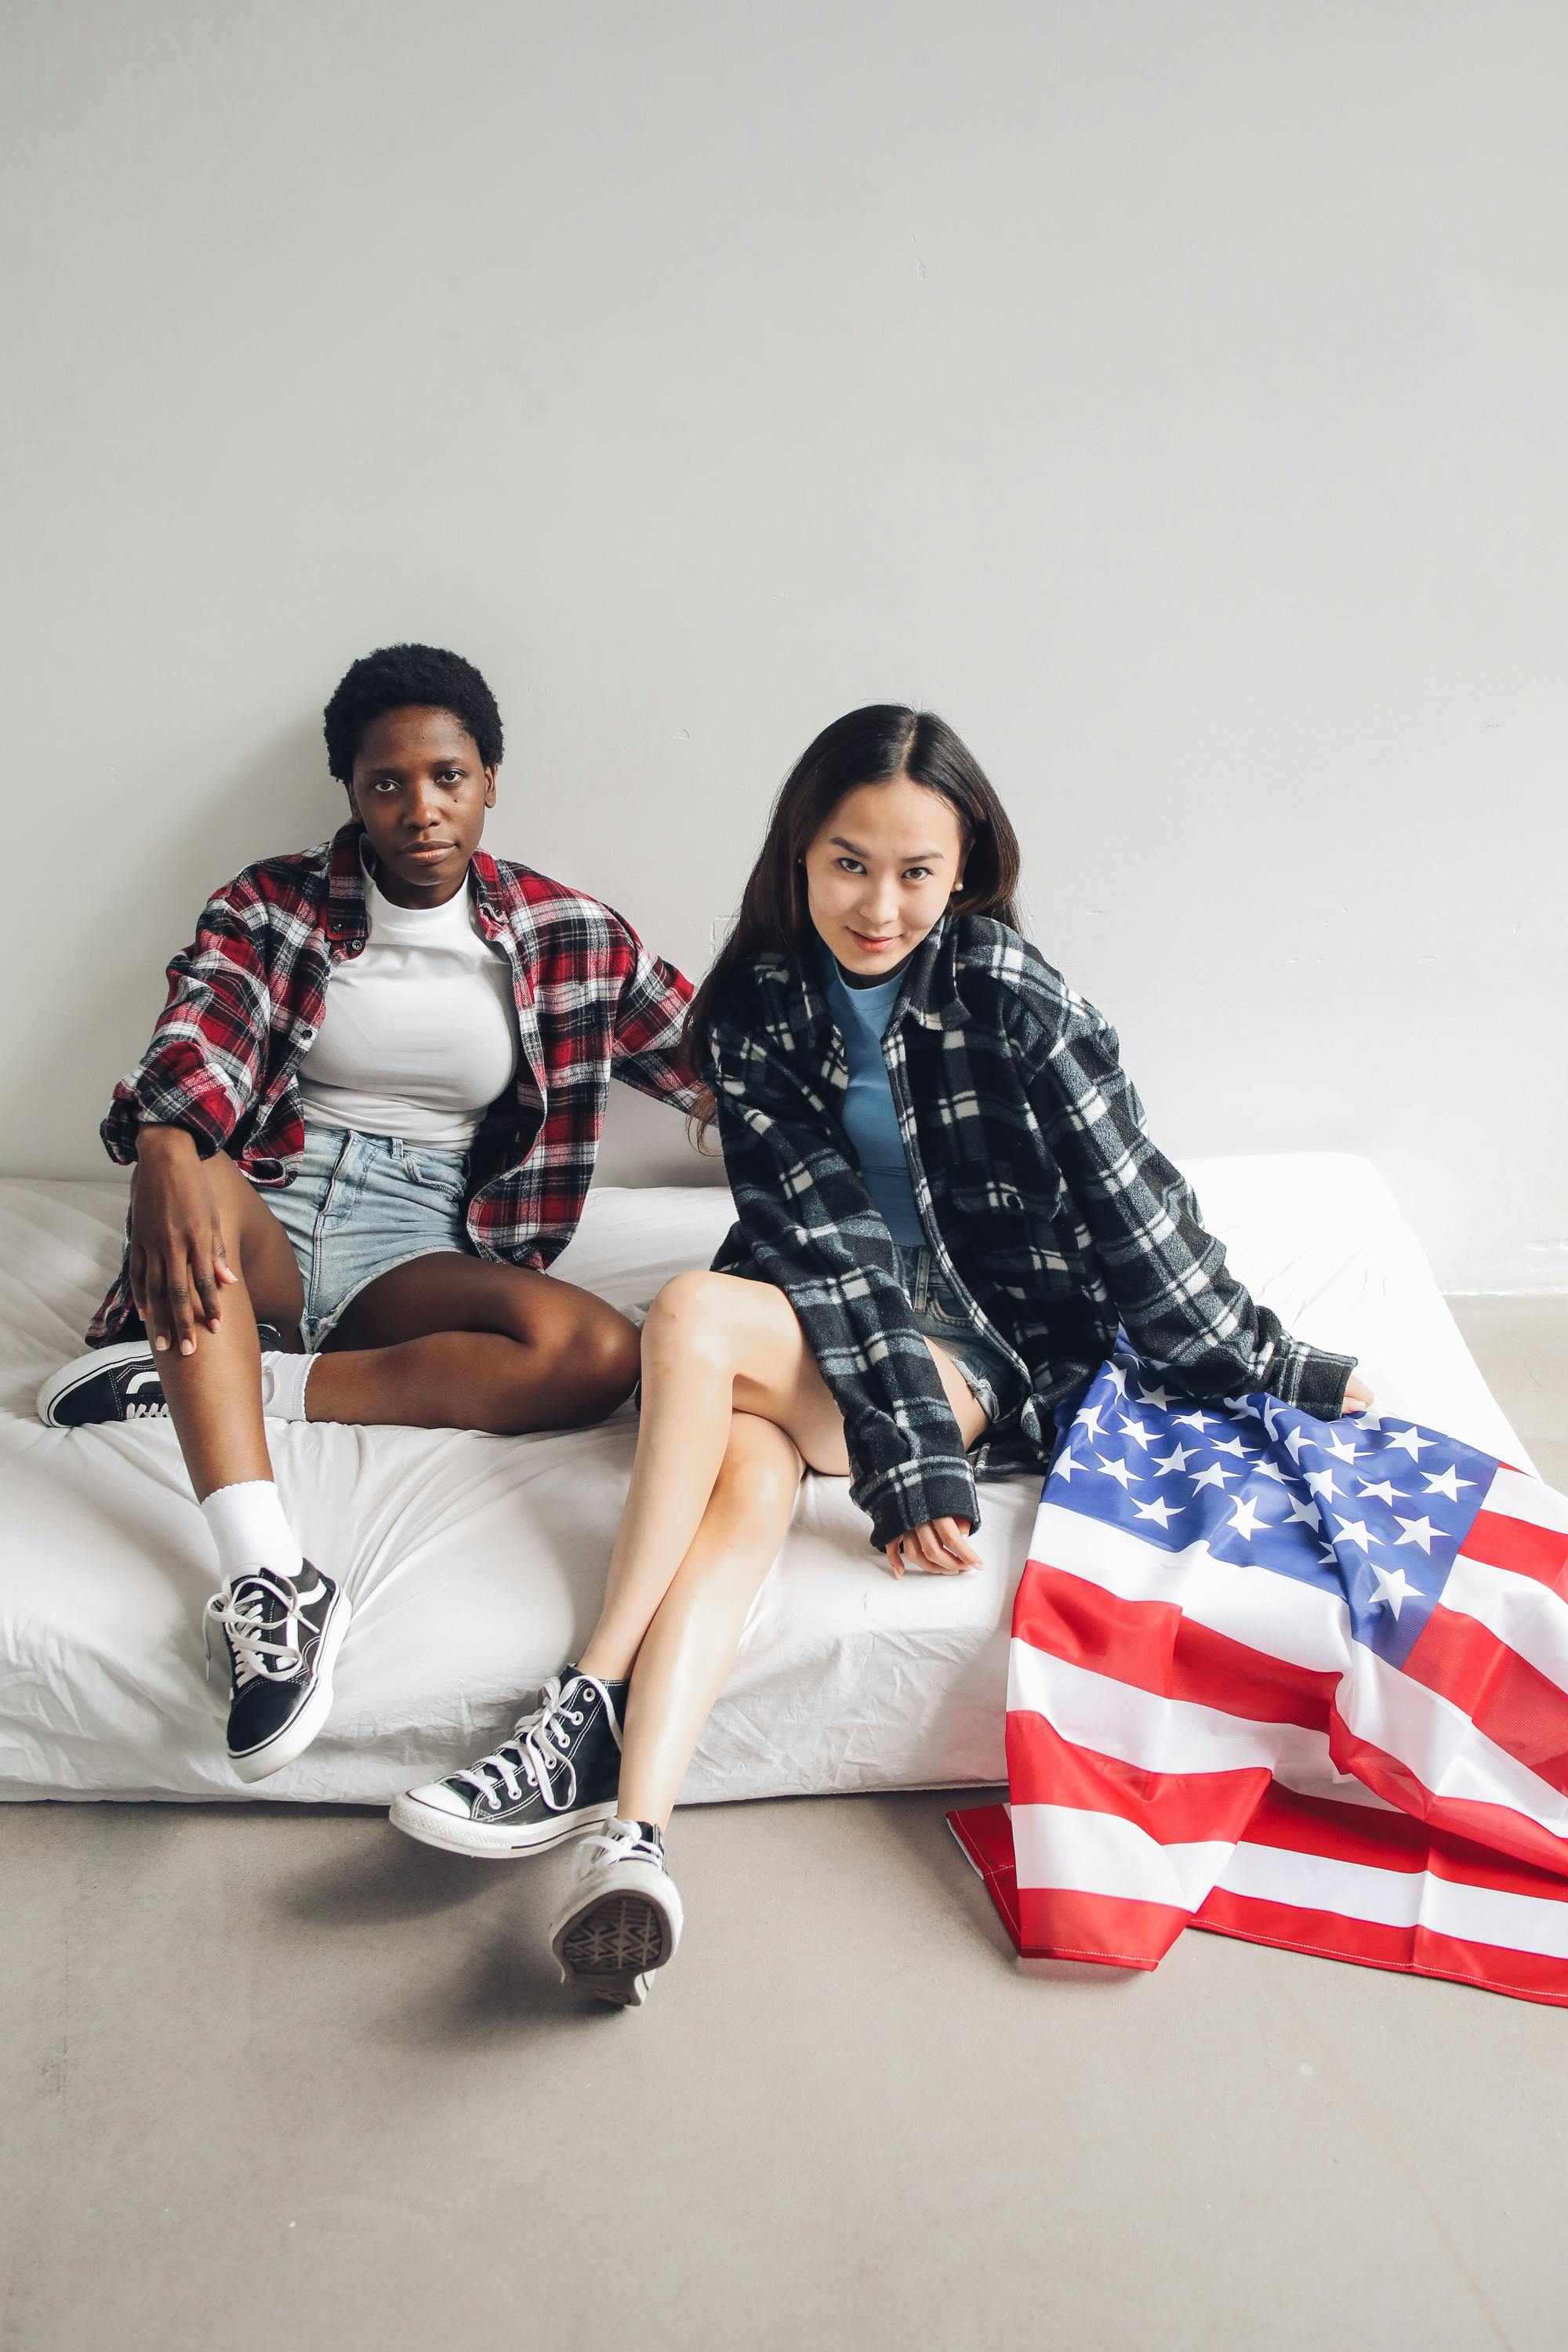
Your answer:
[128,1125,240,1356]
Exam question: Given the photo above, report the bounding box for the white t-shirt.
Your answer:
[296,848,521,1148]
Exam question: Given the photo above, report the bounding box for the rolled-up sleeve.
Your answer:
[100,891,271,1164]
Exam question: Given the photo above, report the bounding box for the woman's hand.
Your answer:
[129,1125,240,1356]
[884,1515,981,1577]
[1342,1373,1376,1417]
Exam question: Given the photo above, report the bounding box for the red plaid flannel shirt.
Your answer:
[89,822,699,1343]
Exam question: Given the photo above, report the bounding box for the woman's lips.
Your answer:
[848,930,898,949]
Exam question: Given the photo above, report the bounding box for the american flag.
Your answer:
[949,1352,1568,2006]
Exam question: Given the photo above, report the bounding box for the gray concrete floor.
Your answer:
[4,1299,1565,2352]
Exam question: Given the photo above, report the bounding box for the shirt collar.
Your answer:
[797,909,966,1039]
[324,821,369,942]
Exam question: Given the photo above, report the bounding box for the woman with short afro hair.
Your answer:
[39,642,699,1787]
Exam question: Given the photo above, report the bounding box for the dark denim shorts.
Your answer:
[894,1241,1016,1424]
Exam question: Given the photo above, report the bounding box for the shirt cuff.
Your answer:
[855,1455,982,1553]
[1269,1338,1358,1422]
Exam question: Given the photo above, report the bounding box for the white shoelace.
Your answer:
[578,1819,664,1875]
[454,1673,622,1814]
[203,1569,323,1690]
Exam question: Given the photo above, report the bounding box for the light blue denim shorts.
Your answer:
[895,1241,1015,1423]
[263,1123,474,1352]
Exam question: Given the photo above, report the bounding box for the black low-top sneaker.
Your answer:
[38,1326,288,1427]
[550,1819,683,2008]
[39,1340,172,1426]
[204,1561,350,1783]
[390,1669,628,1858]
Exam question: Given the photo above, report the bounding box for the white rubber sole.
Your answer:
[227,1588,352,1784]
[387,1791,618,1859]
[551,1865,684,2006]
[37,1341,162,1427]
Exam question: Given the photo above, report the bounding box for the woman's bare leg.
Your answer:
[578,1269,986,1683]
[614,1412,804,1828]
[576,1272,851,1681]
[151,1151,307,1500]
[310,1256,641,1433]
[148,1156,641,1497]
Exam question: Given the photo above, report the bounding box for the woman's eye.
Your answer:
[835,857,865,874]
[904,867,934,882]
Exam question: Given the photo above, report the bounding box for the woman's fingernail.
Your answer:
[154,1336,169,1352]
[180,1339,194,1357]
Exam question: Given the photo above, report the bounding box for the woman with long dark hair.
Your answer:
[392,703,1370,2005]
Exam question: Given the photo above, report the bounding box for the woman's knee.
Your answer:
[546,1305,641,1416]
[641,1270,746,1377]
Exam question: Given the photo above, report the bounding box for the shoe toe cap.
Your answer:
[401,1779,474,1819]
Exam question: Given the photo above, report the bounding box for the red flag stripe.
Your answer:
[1406,1603,1568,1797]
[1442,1555,1568,1695]
[1015,1885,1183,1969]
[1007,1708,1274,1843]
[949,1800,1568,1999]
[1457,1507,1568,1593]
[1024,1506,1348,1671]
[1240,1781,1568,1901]
[946,1806,1024,1950]
[1212,1829,1568,1954]
[1013,1563,1338,1730]
[1193,1889,1568,2006]
[1484,1468,1568,1537]
[1327,1715,1568,1878]
[1012,1598,1568,1859]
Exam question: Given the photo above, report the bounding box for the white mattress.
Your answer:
[0,1158,1529,1809]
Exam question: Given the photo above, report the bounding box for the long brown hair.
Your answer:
[683,704,1022,1132]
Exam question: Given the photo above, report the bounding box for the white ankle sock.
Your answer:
[259,1352,316,1422]
[200,1480,304,1582]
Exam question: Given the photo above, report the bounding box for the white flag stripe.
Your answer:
[1011,1802,1234,1913]
[1268,1755,1402,1812]
[1444,1555,1568,1697]
[1011,1803,1568,1964]
[1218,1839,1568,1961]
[1486,1468,1568,1535]
[1014,1585,1568,1849]
[1009,1639,1337,1783]
[1029,1502,1350,1672]
[1337,1644,1568,1844]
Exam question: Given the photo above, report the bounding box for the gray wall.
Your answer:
[3,1,1563,1289]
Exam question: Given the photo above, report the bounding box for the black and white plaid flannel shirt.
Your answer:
[702,913,1356,1551]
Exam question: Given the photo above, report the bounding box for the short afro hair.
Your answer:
[322,644,504,782]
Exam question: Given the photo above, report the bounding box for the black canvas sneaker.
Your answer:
[204,1561,350,1782]
[390,1669,627,1858]
[549,1819,683,2008]
[38,1326,288,1427]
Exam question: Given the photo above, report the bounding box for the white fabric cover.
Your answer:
[0,1159,1528,1809]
